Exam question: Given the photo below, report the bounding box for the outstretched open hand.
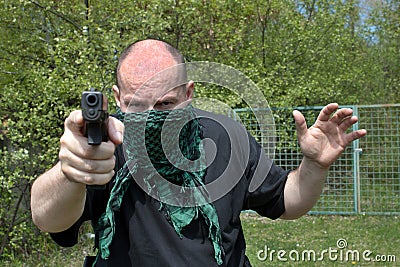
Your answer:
[293,103,367,170]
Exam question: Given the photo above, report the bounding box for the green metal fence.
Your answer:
[232,104,400,215]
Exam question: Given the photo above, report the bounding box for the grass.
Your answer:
[241,213,399,266]
[2,214,399,266]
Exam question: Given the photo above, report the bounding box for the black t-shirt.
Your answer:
[51,109,289,267]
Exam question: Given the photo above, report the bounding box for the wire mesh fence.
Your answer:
[357,105,400,215]
[232,104,400,215]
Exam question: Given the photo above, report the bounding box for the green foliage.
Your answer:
[0,0,399,261]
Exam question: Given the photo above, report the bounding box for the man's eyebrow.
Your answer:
[156,94,180,102]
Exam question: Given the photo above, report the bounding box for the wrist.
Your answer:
[301,156,330,172]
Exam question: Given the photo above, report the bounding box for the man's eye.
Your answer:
[154,101,174,110]
[157,101,173,107]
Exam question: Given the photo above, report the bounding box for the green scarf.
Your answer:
[93,105,223,265]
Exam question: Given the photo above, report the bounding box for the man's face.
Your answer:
[114,54,193,113]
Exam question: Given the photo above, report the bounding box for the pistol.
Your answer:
[81,88,109,190]
[81,88,109,145]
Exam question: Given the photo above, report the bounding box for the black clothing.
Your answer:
[51,110,289,266]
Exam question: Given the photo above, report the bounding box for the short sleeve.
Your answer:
[50,183,110,247]
[50,216,85,247]
[243,133,289,219]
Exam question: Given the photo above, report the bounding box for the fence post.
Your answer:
[352,105,361,214]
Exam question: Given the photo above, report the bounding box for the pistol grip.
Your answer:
[85,122,108,145]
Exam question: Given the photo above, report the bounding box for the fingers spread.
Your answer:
[338,115,358,132]
[345,129,367,143]
[317,103,339,122]
[329,108,354,125]
[293,110,308,138]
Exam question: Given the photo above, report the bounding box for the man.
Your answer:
[31,39,367,266]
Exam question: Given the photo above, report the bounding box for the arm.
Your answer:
[31,110,123,233]
[280,103,367,219]
[31,162,87,232]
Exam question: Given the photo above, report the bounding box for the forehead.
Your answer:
[119,55,186,95]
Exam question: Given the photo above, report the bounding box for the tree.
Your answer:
[364,0,400,103]
[0,0,398,261]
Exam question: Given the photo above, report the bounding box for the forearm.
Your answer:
[31,162,86,233]
[280,157,328,220]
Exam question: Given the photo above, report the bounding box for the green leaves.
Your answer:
[0,0,398,261]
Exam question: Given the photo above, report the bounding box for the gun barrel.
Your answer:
[81,89,109,145]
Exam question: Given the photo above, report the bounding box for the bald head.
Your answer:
[113,39,193,112]
[116,39,185,90]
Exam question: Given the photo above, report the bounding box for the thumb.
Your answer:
[293,110,308,139]
[64,110,85,135]
[108,117,124,145]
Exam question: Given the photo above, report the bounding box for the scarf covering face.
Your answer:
[93,105,223,265]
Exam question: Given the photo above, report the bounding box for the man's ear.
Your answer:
[186,80,194,100]
[112,85,121,107]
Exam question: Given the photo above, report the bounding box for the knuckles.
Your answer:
[82,175,96,185]
[58,119,116,185]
